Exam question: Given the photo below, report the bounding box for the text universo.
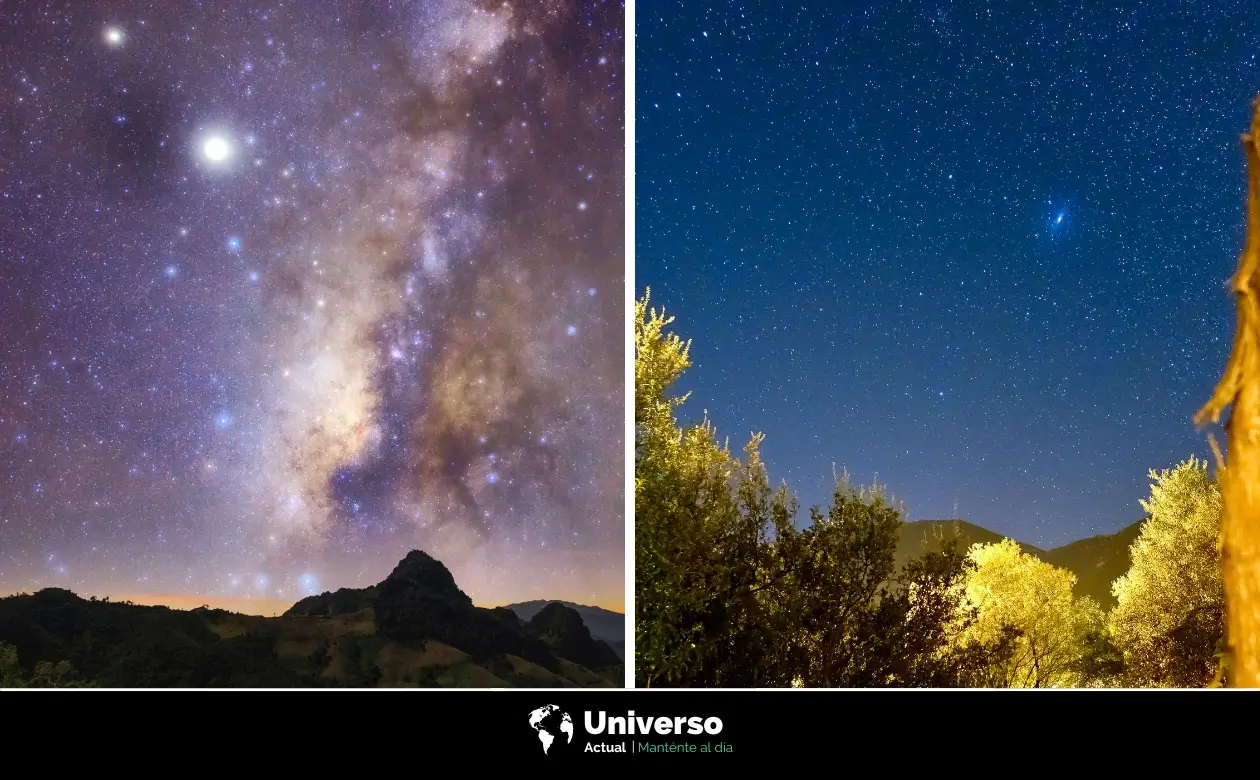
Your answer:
[585,712,724,736]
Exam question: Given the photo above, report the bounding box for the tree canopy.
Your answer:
[0,642,98,688]
[635,290,1233,689]
[952,540,1104,688]
[635,291,1010,687]
[1108,458,1225,686]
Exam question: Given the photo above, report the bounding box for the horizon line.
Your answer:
[0,589,626,617]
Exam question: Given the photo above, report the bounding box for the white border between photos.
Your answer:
[622,0,636,690]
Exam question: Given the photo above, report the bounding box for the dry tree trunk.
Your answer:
[1196,94,1260,688]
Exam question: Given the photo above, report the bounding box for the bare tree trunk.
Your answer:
[1196,94,1260,689]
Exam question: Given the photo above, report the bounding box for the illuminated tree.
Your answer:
[634,290,1013,687]
[1108,458,1224,686]
[634,290,771,687]
[954,539,1104,687]
[0,642,22,687]
[29,660,78,687]
[782,481,901,686]
[0,642,97,688]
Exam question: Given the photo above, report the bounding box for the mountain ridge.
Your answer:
[500,600,624,660]
[898,518,1146,608]
[0,550,621,688]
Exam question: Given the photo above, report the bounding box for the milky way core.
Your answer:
[0,1,624,613]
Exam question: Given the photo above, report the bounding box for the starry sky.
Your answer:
[0,0,624,615]
[637,0,1260,548]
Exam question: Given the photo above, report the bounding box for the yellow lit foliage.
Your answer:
[634,289,764,686]
[634,289,693,447]
[1107,458,1223,684]
[955,539,1103,688]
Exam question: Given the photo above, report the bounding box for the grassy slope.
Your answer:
[200,606,619,687]
[0,593,618,688]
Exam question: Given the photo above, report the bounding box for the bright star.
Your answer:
[104,27,124,46]
[566,325,577,336]
[202,135,232,163]
[227,237,241,251]
[214,412,232,429]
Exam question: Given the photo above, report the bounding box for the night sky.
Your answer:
[637,0,1260,548]
[0,0,624,614]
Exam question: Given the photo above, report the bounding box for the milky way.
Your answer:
[0,0,624,612]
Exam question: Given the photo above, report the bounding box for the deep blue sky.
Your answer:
[637,0,1260,548]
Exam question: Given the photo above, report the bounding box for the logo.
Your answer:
[527,704,574,755]
[586,711,724,736]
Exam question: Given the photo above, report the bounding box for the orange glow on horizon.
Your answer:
[38,589,625,617]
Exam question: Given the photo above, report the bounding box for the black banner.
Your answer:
[5,687,1219,755]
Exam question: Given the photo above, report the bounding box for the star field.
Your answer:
[0,0,624,613]
[638,1,1259,547]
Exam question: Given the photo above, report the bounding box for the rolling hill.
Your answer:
[0,550,622,688]
[897,518,1147,609]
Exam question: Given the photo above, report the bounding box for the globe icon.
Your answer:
[527,704,574,754]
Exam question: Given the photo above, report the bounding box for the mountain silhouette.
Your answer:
[521,601,622,670]
[501,600,624,659]
[897,518,1146,608]
[0,550,621,688]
